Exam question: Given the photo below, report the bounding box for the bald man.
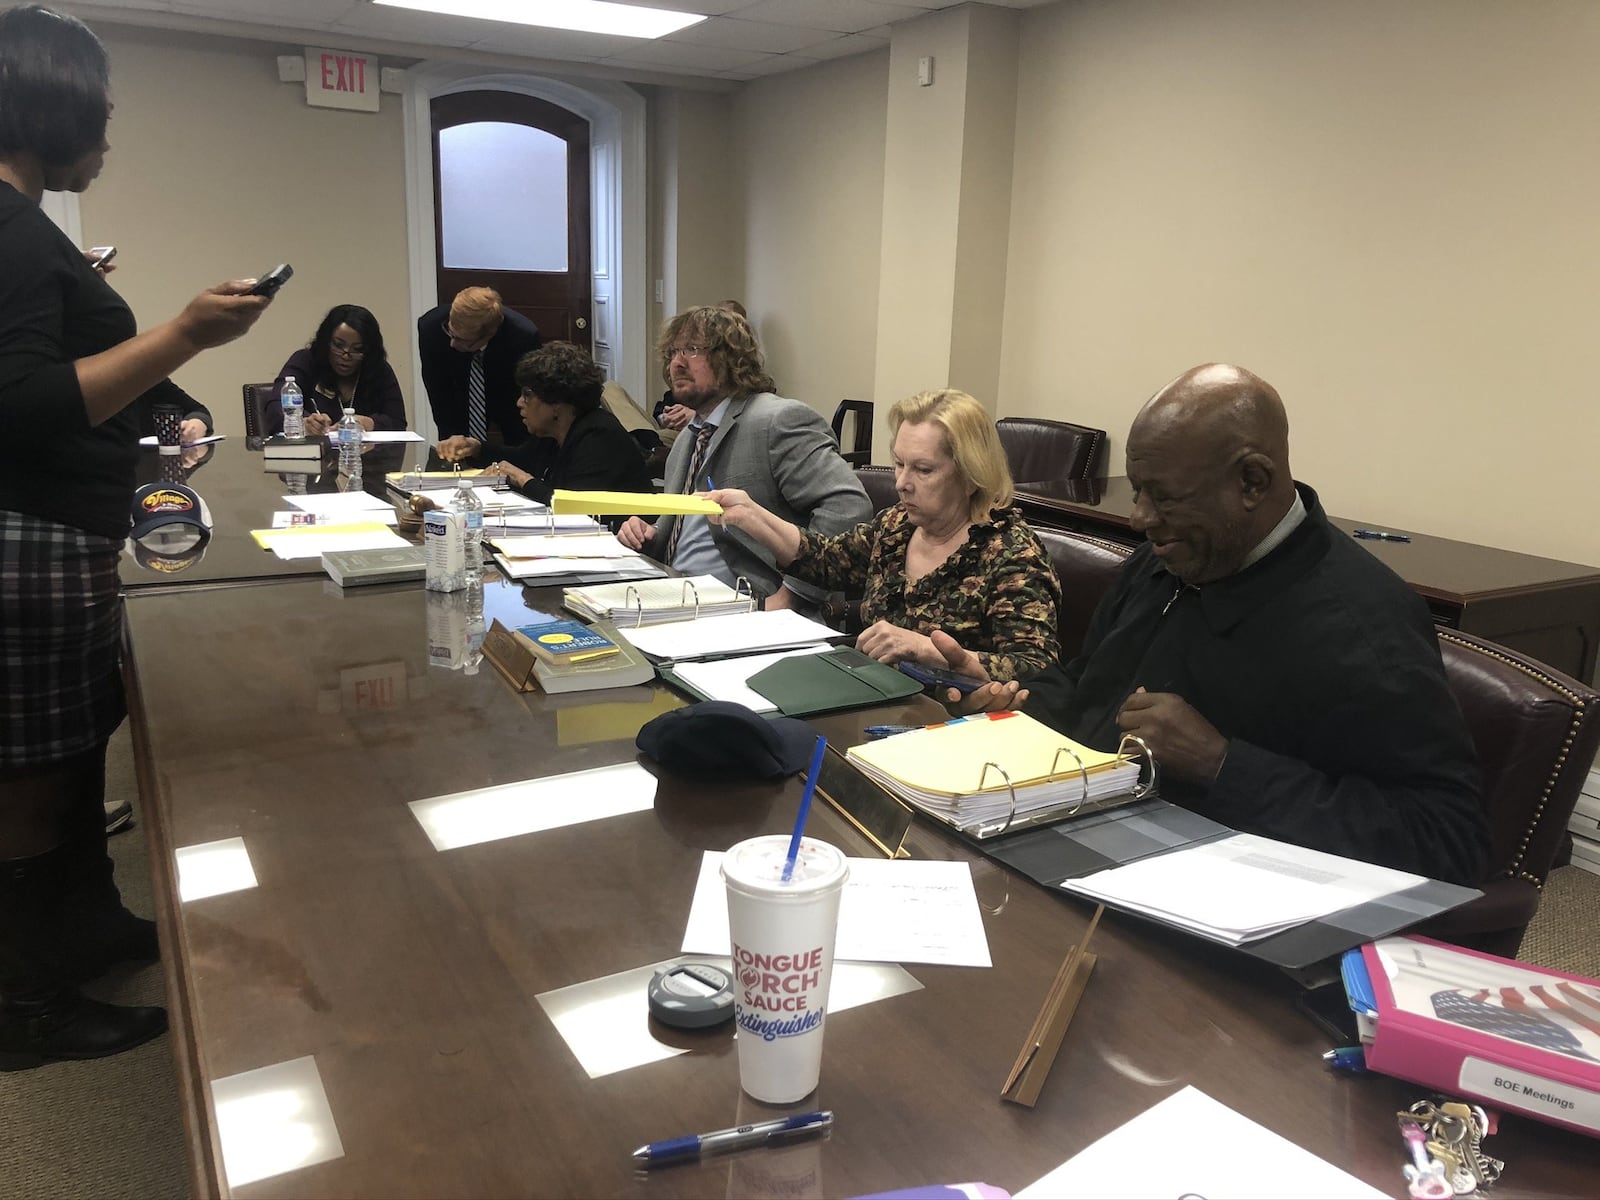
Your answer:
[938,364,1488,885]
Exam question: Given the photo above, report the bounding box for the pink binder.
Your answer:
[1361,935,1600,1137]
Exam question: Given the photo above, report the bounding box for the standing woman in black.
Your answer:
[0,4,270,1068]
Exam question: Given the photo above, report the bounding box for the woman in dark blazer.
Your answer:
[489,342,651,504]
[266,304,407,435]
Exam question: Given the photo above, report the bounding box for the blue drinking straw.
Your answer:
[782,735,828,883]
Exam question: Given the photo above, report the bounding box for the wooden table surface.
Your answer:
[123,576,1600,1199]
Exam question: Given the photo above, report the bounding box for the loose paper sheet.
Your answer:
[552,489,721,516]
[681,851,992,968]
[1014,1085,1385,1199]
[283,491,395,515]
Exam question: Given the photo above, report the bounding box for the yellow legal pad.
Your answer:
[551,489,722,517]
[847,711,1126,797]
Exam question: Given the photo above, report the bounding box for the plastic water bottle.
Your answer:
[454,466,483,575]
[280,376,304,439]
[337,405,363,480]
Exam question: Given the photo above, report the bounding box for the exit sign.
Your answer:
[305,47,378,112]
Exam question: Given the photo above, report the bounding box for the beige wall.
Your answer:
[81,26,413,437]
[732,51,889,421]
[999,0,1600,564]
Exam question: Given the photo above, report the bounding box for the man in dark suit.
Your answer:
[416,286,541,464]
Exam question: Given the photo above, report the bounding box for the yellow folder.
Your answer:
[249,521,395,550]
[551,489,722,517]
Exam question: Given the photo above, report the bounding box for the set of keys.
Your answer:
[1398,1099,1504,1197]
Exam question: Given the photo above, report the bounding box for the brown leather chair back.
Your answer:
[995,417,1107,485]
[1032,527,1133,660]
[242,382,274,437]
[854,465,899,515]
[831,399,873,467]
[1419,628,1600,956]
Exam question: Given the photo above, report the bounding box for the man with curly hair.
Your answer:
[618,306,870,610]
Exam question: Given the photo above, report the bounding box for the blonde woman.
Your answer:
[708,390,1061,681]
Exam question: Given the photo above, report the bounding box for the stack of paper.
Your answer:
[1059,833,1425,945]
[845,712,1141,833]
[563,574,754,626]
[666,645,831,712]
[283,491,395,518]
[620,608,837,661]
[250,523,411,560]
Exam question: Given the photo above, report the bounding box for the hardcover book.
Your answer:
[1357,935,1600,1136]
[321,545,426,587]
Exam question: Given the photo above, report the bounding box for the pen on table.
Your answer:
[1323,1045,1367,1072]
[864,724,921,739]
[1353,528,1411,543]
[632,1110,832,1167]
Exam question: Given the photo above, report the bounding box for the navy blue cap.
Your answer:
[637,700,816,781]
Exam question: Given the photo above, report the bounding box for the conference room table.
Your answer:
[122,568,1600,1196]
[120,438,436,592]
[1015,477,1600,683]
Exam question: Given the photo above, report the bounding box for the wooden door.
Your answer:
[431,91,592,349]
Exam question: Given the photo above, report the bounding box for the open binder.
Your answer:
[660,645,923,719]
[844,712,1153,838]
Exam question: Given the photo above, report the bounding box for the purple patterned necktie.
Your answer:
[666,421,716,562]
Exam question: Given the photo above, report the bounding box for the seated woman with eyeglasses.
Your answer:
[706,389,1062,682]
[266,304,407,436]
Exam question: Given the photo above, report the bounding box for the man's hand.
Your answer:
[179,417,208,443]
[437,435,482,463]
[928,631,1026,713]
[659,403,693,431]
[1115,688,1227,784]
[358,415,375,432]
[856,620,936,666]
[616,516,656,551]
[305,412,335,437]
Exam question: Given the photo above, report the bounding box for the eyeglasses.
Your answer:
[446,325,490,350]
[330,339,366,359]
[663,344,709,362]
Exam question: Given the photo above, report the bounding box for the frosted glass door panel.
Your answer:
[439,122,568,272]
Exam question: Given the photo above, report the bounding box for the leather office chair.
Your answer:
[831,399,873,467]
[1032,527,1133,659]
[996,417,1108,485]
[854,465,899,515]
[1416,628,1600,959]
[242,382,274,438]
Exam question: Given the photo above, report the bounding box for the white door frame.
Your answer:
[401,65,647,446]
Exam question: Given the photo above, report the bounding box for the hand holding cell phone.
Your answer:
[247,263,294,297]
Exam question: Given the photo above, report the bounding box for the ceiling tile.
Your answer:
[162,0,361,22]
[721,54,819,79]
[460,24,632,59]
[791,32,890,61]
[601,40,773,71]
[732,0,927,35]
[667,16,835,54]
[329,4,486,46]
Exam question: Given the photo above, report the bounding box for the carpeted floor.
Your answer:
[3,726,1599,1199]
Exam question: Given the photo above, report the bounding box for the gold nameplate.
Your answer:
[815,745,913,859]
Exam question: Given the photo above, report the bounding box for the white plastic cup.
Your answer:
[721,835,849,1104]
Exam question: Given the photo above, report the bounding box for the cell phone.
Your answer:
[897,660,988,695]
[248,263,294,297]
[88,245,116,270]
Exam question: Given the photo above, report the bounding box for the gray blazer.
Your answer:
[645,392,871,598]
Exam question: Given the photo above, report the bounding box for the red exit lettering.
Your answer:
[320,53,367,94]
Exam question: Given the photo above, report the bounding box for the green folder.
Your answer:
[745,647,923,718]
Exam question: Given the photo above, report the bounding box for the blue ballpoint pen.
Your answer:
[1323,1046,1367,1072]
[864,724,922,739]
[632,1110,832,1166]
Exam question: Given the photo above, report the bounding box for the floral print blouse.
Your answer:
[788,504,1061,681]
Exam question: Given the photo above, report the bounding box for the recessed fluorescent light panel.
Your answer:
[374,0,706,39]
